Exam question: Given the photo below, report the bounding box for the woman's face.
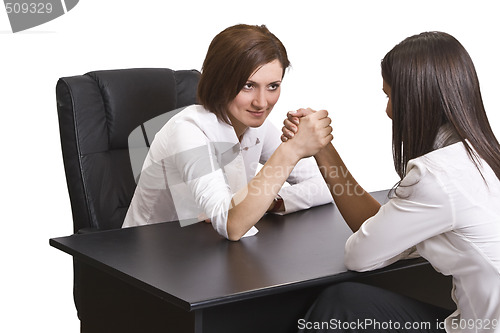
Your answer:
[383,80,393,119]
[227,59,283,138]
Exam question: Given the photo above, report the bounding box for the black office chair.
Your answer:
[56,68,200,332]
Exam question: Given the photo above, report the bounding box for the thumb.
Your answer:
[288,108,315,118]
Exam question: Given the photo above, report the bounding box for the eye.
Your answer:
[243,82,254,90]
[268,83,280,91]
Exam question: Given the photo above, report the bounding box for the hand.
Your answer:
[283,108,333,159]
[281,108,314,142]
[198,212,211,223]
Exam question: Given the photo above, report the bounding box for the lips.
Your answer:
[247,110,265,117]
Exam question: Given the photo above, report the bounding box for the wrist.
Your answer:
[279,140,303,164]
[314,142,333,158]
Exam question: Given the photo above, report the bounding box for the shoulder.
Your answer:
[151,105,215,156]
[396,143,466,198]
[161,104,228,136]
[165,104,217,128]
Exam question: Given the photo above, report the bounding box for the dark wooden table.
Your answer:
[50,190,452,333]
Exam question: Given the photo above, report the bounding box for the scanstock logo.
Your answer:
[3,0,78,33]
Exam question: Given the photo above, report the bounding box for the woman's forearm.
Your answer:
[226,142,300,240]
[314,143,381,232]
[226,110,332,240]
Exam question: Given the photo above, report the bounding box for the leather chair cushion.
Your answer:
[56,68,200,232]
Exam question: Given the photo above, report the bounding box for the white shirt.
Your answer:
[345,142,500,332]
[123,105,333,239]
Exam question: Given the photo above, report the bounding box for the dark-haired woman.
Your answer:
[284,32,500,332]
[123,24,333,241]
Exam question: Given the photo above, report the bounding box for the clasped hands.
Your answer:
[281,108,333,159]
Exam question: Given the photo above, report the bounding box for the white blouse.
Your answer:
[345,142,500,332]
[123,105,333,239]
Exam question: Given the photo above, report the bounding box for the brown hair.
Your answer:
[197,24,290,124]
[381,31,500,180]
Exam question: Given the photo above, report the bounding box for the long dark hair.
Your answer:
[197,24,290,124]
[381,31,500,180]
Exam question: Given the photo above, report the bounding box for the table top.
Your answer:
[50,189,425,311]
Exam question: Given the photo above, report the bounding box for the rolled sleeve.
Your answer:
[344,160,453,272]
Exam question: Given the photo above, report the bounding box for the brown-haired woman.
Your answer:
[123,24,333,241]
[284,32,500,332]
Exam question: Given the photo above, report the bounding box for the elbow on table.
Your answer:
[227,232,243,242]
[344,234,380,272]
[225,214,258,241]
[344,252,381,272]
[345,259,371,272]
[226,222,246,241]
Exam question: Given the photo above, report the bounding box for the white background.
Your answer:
[1,0,499,331]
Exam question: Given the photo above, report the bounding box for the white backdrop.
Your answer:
[1,1,498,331]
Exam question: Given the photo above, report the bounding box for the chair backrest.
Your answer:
[56,68,200,233]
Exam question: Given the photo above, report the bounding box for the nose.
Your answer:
[252,89,267,110]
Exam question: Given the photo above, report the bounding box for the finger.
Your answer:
[287,116,300,127]
[318,118,332,129]
[315,126,330,138]
[282,127,295,139]
[281,134,288,142]
[283,118,298,132]
[314,123,332,138]
[316,131,333,148]
[325,134,334,144]
[323,114,332,125]
[313,109,329,119]
[287,113,300,125]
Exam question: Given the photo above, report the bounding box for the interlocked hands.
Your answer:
[281,108,333,158]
